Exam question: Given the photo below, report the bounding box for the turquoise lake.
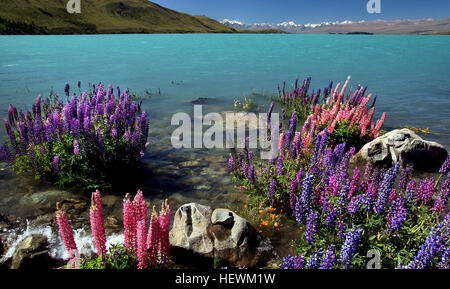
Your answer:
[0,34,449,257]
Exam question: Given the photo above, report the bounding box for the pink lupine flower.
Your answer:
[90,191,106,257]
[279,133,285,156]
[123,193,136,252]
[371,112,386,138]
[146,206,159,268]
[133,190,147,229]
[158,199,171,264]
[136,219,148,269]
[55,203,79,261]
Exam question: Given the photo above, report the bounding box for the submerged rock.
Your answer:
[170,203,275,268]
[11,234,60,269]
[354,128,448,171]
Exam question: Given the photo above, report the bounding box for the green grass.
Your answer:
[0,0,238,34]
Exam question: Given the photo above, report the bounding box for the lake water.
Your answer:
[0,34,449,261]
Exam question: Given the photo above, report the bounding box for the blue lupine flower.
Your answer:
[320,245,336,269]
[304,211,318,245]
[374,163,400,214]
[339,226,363,269]
[282,255,305,269]
[306,248,323,269]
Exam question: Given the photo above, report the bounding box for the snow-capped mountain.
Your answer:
[221,19,363,33]
[221,18,450,34]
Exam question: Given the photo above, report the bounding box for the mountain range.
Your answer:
[221,18,450,35]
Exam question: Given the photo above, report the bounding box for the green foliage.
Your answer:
[319,120,372,151]
[81,243,138,269]
[234,95,256,112]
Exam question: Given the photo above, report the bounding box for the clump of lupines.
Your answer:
[231,78,449,269]
[56,190,171,269]
[0,82,149,188]
[274,76,386,152]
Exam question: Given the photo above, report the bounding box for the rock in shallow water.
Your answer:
[170,203,275,268]
[354,128,448,171]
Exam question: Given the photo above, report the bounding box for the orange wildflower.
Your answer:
[261,220,268,226]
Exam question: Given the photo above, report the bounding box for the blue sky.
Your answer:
[154,0,450,24]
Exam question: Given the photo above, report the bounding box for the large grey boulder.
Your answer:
[354,128,448,171]
[11,234,59,269]
[170,203,275,268]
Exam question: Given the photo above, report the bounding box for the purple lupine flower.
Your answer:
[53,155,60,172]
[228,154,236,172]
[282,255,305,269]
[337,215,347,240]
[439,155,450,175]
[305,248,323,269]
[284,110,297,151]
[247,164,255,184]
[289,178,298,212]
[73,139,79,156]
[294,197,305,224]
[324,198,337,227]
[347,195,364,215]
[320,245,336,269]
[276,156,284,175]
[304,211,318,245]
[387,197,407,233]
[433,179,450,215]
[267,101,274,126]
[438,247,450,269]
[296,168,305,184]
[269,179,276,199]
[374,163,400,214]
[406,214,450,269]
[405,179,416,210]
[416,178,435,206]
[398,165,413,192]
[339,226,363,269]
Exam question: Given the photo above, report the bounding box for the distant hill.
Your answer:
[0,0,237,34]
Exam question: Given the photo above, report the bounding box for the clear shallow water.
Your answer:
[0,34,449,262]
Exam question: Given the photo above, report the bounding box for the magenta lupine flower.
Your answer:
[416,178,435,206]
[136,219,148,269]
[89,190,106,257]
[433,179,450,215]
[158,199,171,264]
[146,206,159,268]
[347,167,360,200]
[388,189,399,204]
[123,193,136,252]
[133,190,147,229]
[55,203,79,261]
[439,155,450,175]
